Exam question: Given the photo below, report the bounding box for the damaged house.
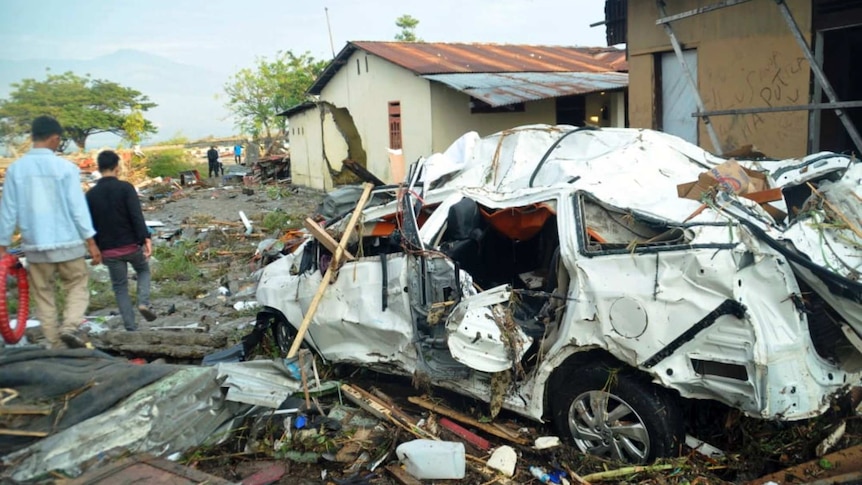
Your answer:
[283,41,628,190]
[605,0,862,158]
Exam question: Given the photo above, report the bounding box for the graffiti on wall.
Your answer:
[702,50,808,155]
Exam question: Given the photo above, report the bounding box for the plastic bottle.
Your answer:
[396,439,466,479]
[530,466,552,483]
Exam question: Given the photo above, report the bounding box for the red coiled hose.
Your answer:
[0,254,29,344]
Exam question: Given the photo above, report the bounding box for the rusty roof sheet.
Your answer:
[423,72,628,107]
[308,41,626,95]
[352,41,627,74]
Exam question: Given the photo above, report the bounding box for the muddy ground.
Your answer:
[25,177,862,484]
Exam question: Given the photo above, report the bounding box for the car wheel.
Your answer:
[272,318,299,356]
[551,365,683,463]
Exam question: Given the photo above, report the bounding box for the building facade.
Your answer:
[613,0,862,158]
[286,42,628,190]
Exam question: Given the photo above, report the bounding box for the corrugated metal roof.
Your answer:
[423,72,629,107]
[277,101,316,118]
[352,41,627,74]
[308,42,626,95]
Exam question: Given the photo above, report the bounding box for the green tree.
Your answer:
[0,71,157,151]
[122,105,148,146]
[395,14,421,42]
[224,50,327,150]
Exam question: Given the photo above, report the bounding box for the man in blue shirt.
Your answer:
[233,143,243,165]
[0,116,102,349]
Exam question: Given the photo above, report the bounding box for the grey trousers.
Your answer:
[104,249,151,330]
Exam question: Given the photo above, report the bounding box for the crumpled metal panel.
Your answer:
[446,285,532,372]
[423,72,629,107]
[3,367,248,482]
[216,360,302,408]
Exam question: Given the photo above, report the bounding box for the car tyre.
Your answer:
[551,365,683,463]
[272,318,299,356]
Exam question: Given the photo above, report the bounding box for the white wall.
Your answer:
[288,107,324,189]
[288,106,350,190]
[321,51,433,184]
[429,83,556,153]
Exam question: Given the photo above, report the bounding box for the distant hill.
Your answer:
[0,49,236,147]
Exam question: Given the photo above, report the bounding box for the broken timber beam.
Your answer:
[341,384,435,440]
[385,464,423,485]
[287,183,373,358]
[0,405,52,416]
[303,218,355,261]
[408,396,529,445]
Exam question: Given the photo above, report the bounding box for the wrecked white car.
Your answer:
[255,125,862,463]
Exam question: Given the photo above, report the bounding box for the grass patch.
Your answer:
[88,279,116,311]
[146,148,197,178]
[153,279,209,299]
[152,242,203,282]
[260,210,296,233]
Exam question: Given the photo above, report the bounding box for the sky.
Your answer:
[0,0,609,73]
[0,0,610,146]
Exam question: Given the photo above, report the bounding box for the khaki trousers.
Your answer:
[27,258,90,348]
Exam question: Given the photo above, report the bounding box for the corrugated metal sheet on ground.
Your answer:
[423,72,629,106]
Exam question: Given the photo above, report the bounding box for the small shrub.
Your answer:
[146,148,197,178]
[261,210,293,233]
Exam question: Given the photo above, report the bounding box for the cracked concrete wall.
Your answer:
[286,103,366,190]
[320,49,434,182]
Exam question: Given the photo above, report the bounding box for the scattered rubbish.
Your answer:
[534,435,561,449]
[240,462,287,485]
[439,416,491,451]
[239,210,253,235]
[530,465,554,483]
[216,360,302,408]
[2,353,246,482]
[408,396,529,445]
[65,453,233,485]
[385,464,423,485]
[395,439,465,480]
[816,421,847,457]
[685,434,725,459]
[233,301,260,312]
[201,342,245,365]
[487,445,517,477]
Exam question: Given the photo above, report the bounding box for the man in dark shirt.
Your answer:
[207,145,220,178]
[86,150,156,330]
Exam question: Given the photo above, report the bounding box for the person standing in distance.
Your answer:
[86,150,157,330]
[0,116,102,349]
[207,145,220,178]
[233,142,242,165]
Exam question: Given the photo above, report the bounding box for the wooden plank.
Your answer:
[439,417,491,451]
[408,396,529,445]
[303,217,355,261]
[288,183,373,358]
[746,443,862,485]
[240,462,287,485]
[0,429,48,437]
[0,405,52,415]
[341,383,390,421]
[385,464,423,485]
[67,454,234,485]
